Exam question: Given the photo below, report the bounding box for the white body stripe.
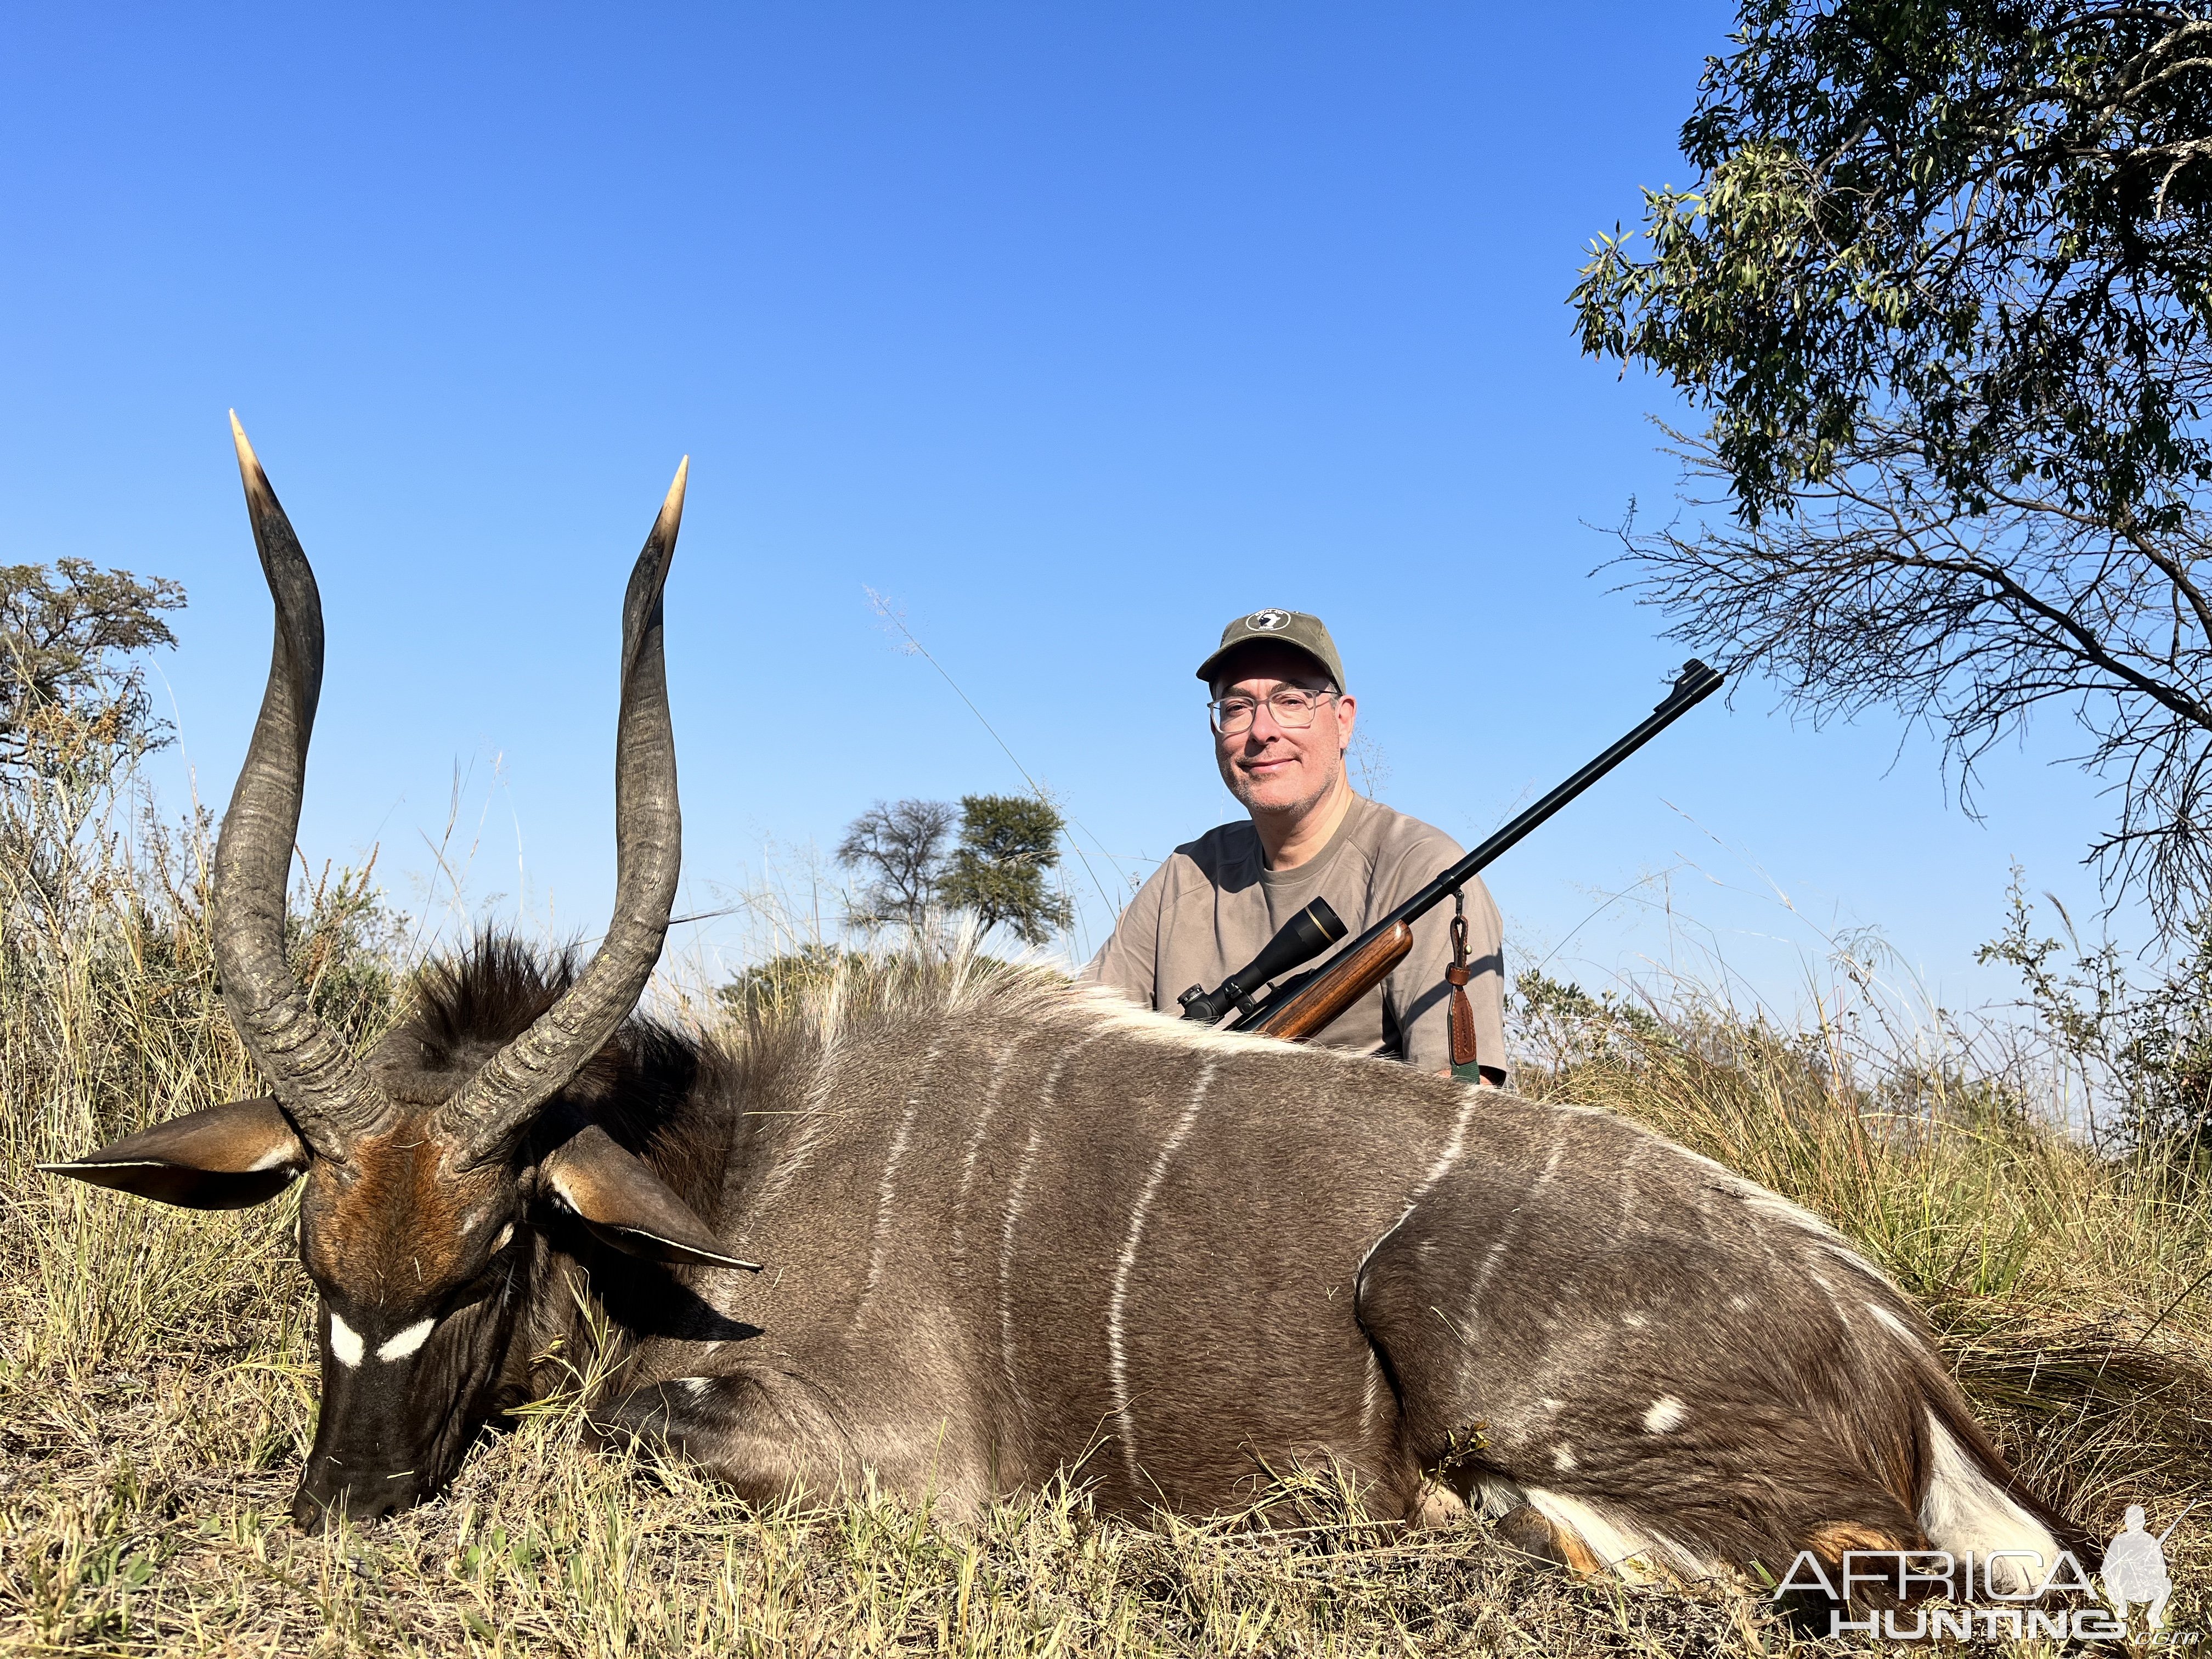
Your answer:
[1108,1058,1218,1493]
[746,1065,840,1211]
[1359,1348,1386,1437]
[997,1122,1046,1421]
[1867,1301,1915,1341]
[863,1039,944,1302]
[1353,1091,1484,1288]
[951,1035,1026,1272]
[1444,1140,1565,1397]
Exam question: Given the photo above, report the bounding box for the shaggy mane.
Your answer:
[386,935,703,1142]
[405,933,580,1067]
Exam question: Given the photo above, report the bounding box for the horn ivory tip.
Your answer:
[659,456,689,532]
[228,410,273,500]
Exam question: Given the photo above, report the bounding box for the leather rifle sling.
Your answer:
[1445,889,1481,1082]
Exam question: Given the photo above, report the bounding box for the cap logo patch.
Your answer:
[1245,609,1290,633]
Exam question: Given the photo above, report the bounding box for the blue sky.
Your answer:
[0,4,2135,1015]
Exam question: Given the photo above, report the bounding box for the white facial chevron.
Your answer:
[327,1310,365,1367]
[376,1317,438,1362]
[324,1310,437,1366]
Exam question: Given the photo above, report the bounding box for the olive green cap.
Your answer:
[1195,608,1346,691]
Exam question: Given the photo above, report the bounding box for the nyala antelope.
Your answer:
[50,421,2081,1594]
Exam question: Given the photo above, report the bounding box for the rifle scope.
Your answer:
[1175,898,1346,1025]
[1177,658,1725,1028]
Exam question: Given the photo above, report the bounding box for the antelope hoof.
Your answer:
[1409,1479,1469,1528]
[1492,1503,1605,1576]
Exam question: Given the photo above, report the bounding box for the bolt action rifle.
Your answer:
[1177,659,1725,1044]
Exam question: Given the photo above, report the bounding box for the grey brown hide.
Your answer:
[578,964,2079,1584]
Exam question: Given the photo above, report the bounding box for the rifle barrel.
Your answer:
[1235,658,1723,1035]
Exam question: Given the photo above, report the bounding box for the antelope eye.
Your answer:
[442,1251,514,1318]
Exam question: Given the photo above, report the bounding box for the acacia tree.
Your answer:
[937,794,1074,947]
[1575,2,2212,926]
[834,793,1074,946]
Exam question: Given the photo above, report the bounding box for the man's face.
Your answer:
[1211,644,1358,817]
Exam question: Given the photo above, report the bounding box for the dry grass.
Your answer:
[3,811,2210,1654]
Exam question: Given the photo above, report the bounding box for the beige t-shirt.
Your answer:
[1082,793,1507,1078]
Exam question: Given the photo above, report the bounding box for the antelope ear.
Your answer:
[541,1122,759,1272]
[40,1097,308,1210]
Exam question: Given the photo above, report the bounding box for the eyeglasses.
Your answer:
[1207,688,1339,735]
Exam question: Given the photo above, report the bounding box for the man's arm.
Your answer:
[1078,861,1171,1009]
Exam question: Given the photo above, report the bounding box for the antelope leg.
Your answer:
[594,1366,868,1506]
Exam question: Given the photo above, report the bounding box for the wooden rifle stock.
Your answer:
[1244,922,1413,1042]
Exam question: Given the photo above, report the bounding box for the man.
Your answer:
[1085,608,1506,1082]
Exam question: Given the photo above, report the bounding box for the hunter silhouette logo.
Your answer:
[2105,1501,2195,1638]
[1245,608,1291,632]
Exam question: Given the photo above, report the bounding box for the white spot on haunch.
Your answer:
[1621,1312,1647,1328]
[492,1222,515,1254]
[327,1311,364,1367]
[1109,1058,1218,1493]
[377,1317,437,1362]
[1728,1295,1751,1312]
[679,1376,713,1398]
[1553,1445,1577,1471]
[1643,1396,1686,1434]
